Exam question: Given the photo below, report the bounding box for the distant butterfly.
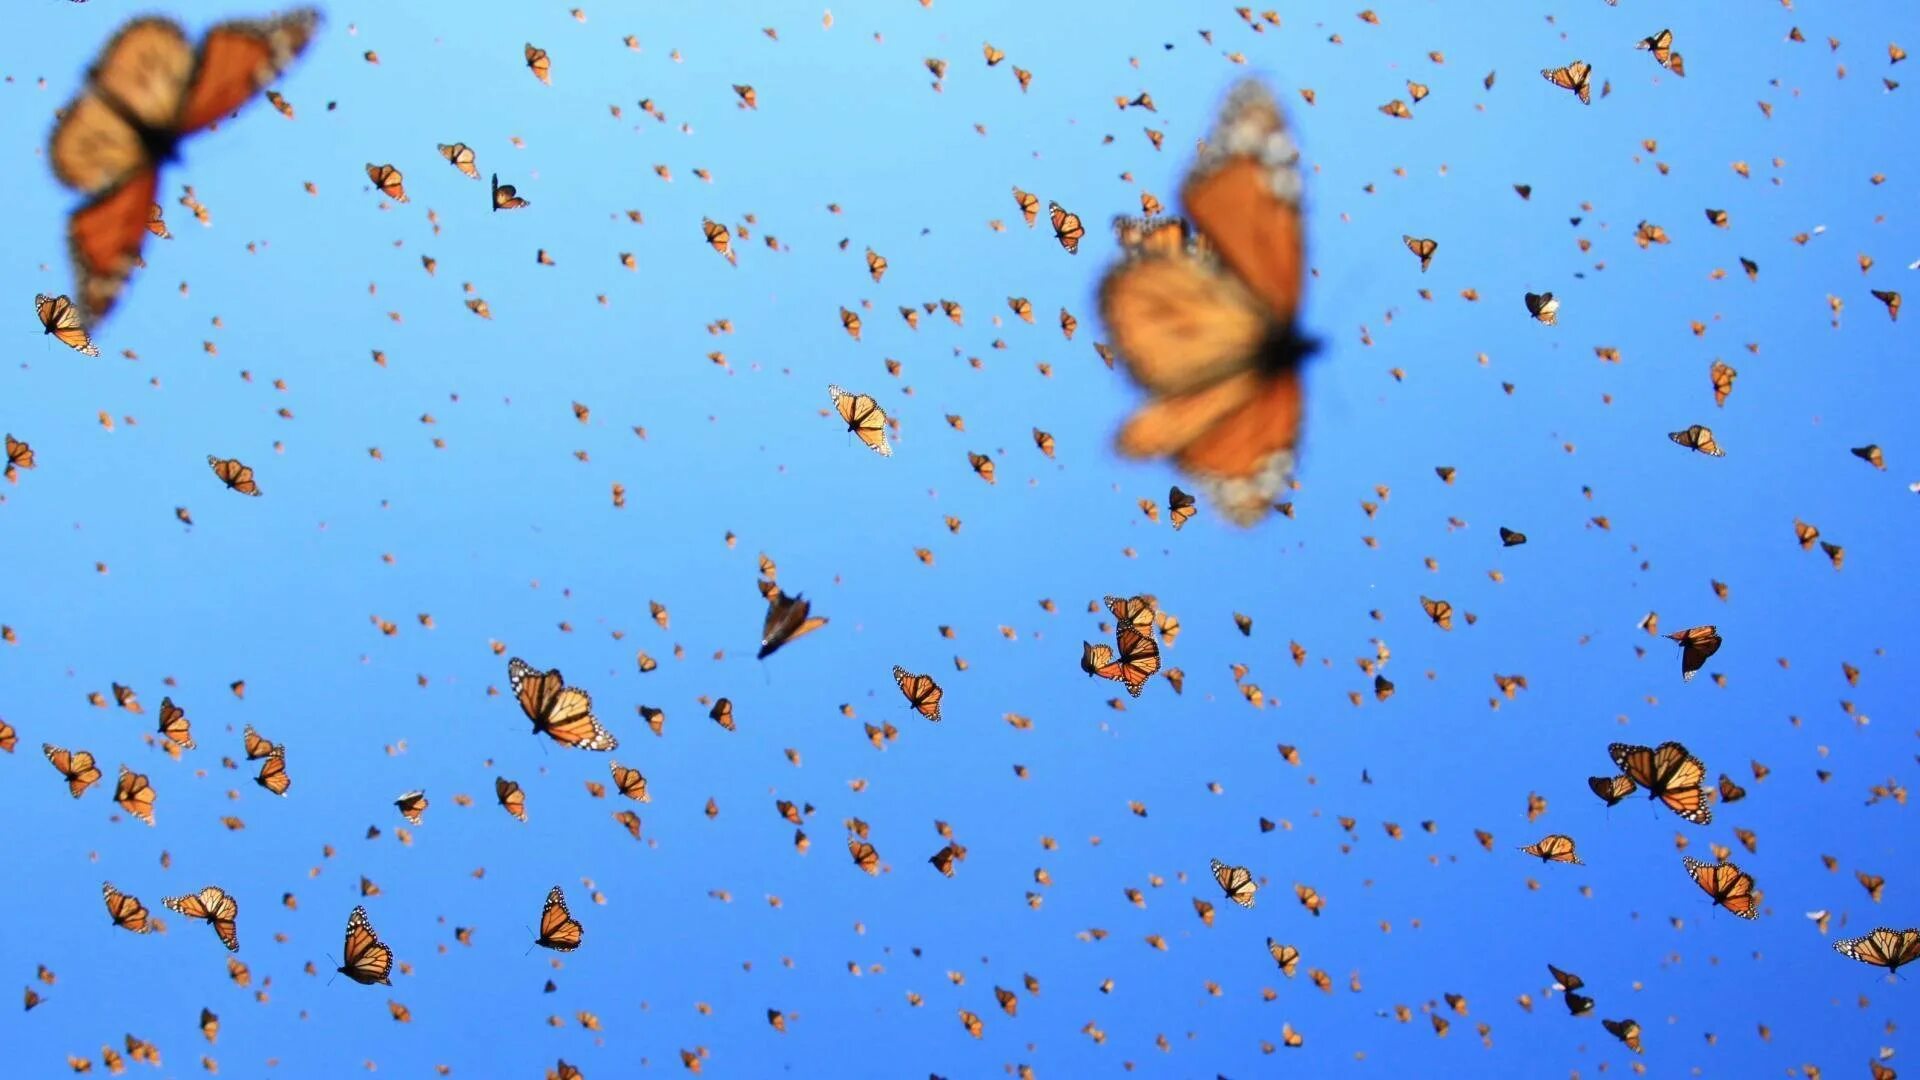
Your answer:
[393,790,428,824]
[1210,858,1257,907]
[1603,1018,1644,1054]
[1099,80,1313,524]
[1519,834,1583,864]
[207,455,261,496]
[702,217,737,264]
[491,173,530,211]
[827,385,891,456]
[1681,855,1759,918]
[1524,291,1559,324]
[337,906,394,985]
[1267,939,1300,976]
[364,162,408,202]
[496,777,527,822]
[1401,235,1437,272]
[535,886,582,951]
[1637,29,1674,67]
[1081,627,1161,697]
[114,765,156,825]
[49,10,319,322]
[156,696,193,750]
[1669,424,1724,457]
[1587,774,1636,806]
[525,43,551,85]
[508,657,618,750]
[1012,186,1039,227]
[1049,201,1085,254]
[1168,486,1197,529]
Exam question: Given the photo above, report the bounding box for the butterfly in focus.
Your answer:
[1519,834,1583,864]
[1832,927,1920,974]
[337,906,394,985]
[36,294,99,356]
[508,657,618,750]
[1081,627,1161,697]
[535,886,583,951]
[827,385,891,456]
[1099,80,1313,524]
[1541,60,1593,103]
[101,881,153,934]
[164,885,241,951]
[1610,741,1712,824]
[892,666,943,722]
[1210,859,1257,907]
[44,743,103,798]
[1681,856,1759,918]
[48,10,320,323]
[1667,625,1722,681]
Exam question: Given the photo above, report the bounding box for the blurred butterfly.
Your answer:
[611,761,649,802]
[848,837,880,874]
[155,696,193,750]
[1402,234,1436,272]
[535,886,582,951]
[1099,80,1313,524]
[1603,1018,1644,1054]
[102,881,153,933]
[1012,186,1039,227]
[1266,939,1299,976]
[49,10,319,322]
[759,588,828,659]
[508,657,618,750]
[338,906,394,985]
[491,173,530,211]
[1049,201,1084,254]
[1587,774,1636,806]
[5,434,34,482]
[1681,856,1758,918]
[496,777,527,822]
[702,217,737,264]
[164,885,240,951]
[1669,424,1724,457]
[1519,834,1583,864]
[393,790,428,824]
[1637,29,1674,66]
[1210,858,1257,906]
[827,385,891,456]
[207,455,261,496]
[1524,292,1559,324]
[1667,625,1722,681]
[892,667,943,722]
[1610,741,1712,823]
[1420,595,1454,630]
[44,743,102,798]
[1168,486,1197,529]
[438,142,479,179]
[525,43,551,85]
[36,294,99,356]
[1832,927,1920,974]
[365,162,408,203]
[242,724,276,759]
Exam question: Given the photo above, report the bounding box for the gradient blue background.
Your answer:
[3,1,1916,1076]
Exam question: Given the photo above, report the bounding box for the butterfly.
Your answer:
[1012,186,1039,227]
[610,761,649,802]
[1637,29,1675,66]
[242,724,277,759]
[491,173,530,211]
[1667,625,1722,681]
[155,696,193,750]
[114,765,156,825]
[1717,774,1746,804]
[1210,859,1257,907]
[44,743,103,798]
[1669,424,1725,456]
[1402,234,1437,272]
[207,455,261,496]
[1872,289,1902,321]
[1832,927,1920,974]
[393,790,428,824]
[827,385,891,456]
[1049,201,1084,253]
[49,11,319,323]
[892,667,943,722]
[525,43,551,85]
[1099,80,1312,525]
[1541,60,1593,103]
[1168,486,1197,529]
[36,294,99,356]
[254,749,289,795]
[1587,774,1637,806]
[528,886,583,951]
[758,588,828,659]
[102,882,153,933]
[1081,627,1161,697]
[164,885,240,951]
[438,142,479,179]
[1681,856,1759,918]
[848,837,881,875]
[702,218,737,264]
[365,162,408,202]
[496,777,527,822]
[1610,741,1712,823]
[507,657,618,750]
[1420,595,1454,630]
[1266,938,1300,976]
[1524,291,1559,324]
[337,906,394,985]
[5,434,34,482]
[1499,526,1527,546]
[1519,834,1583,864]
[1104,594,1158,632]
[1603,1018,1644,1054]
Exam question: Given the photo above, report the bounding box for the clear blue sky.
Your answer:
[4,1,1916,1076]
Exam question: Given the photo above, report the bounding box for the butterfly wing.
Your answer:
[341,906,394,984]
[176,11,319,134]
[544,687,616,751]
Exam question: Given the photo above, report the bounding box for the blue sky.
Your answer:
[4,1,1917,1076]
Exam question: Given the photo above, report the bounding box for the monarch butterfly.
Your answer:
[1637,29,1674,66]
[1265,938,1300,976]
[1610,741,1712,823]
[490,173,529,211]
[507,657,618,750]
[1852,444,1886,470]
[1082,627,1161,697]
[254,749,289,795]
[337,906,394,986]
[200,1007,218,1042]
[1210,859,1257,907]
[207,455,261,496]
[36,294,100,356]
[758,589,828,659]
[1379,98,1412,119]
[864,247,887,282]
[839,306,862,340]
[1669,424,1724,457]
[709,698,735,732]
[967,451,996,483]
[115,765,156,825]
[848,836,880,874]
[1168,486,1197,529]
[1681,855,1759,918]
[495,777,527,822]
[1541,60,1593,103]
[1858,870,1886,903]
[437,142,479,179]
[1499,526,1527,546]
[1565,991,1595,1016]
[732,83,757,109]
[50,11,319,323]
[929,843,961,877]
[0,719,13,754]
[1717,774,1746,804]
[1049,201,1085,254]
[44,742,103,798]
[1832,927,1920,974]
[535,886,582,951]
[1104,594,1158,632]
[1519,834,1583,864]
[827,385,891,456]
[1872,289,1901,321]
[1032,428,1056,458]
[1402,235,1437,272]
[1603,1018,1644,1053]
[1294,882,1325,916]
[983,42,1006,66]
[550,1060,585,1080]
[1667,625,1722,681]
[612,808,643,840]
[1588,774,1637,806]
[1012,186,1039,227]
[364,163,408,203]
[242,723,276,760]
[525,43,551,85]
[701,217,736,264]
[393,790,428,825]
[1100,81,1317,525]
[610,761,649,802]
[892,667,943,722]
[164,885,240,951]
[1420,595,1454,630]
[1546,962,1584,992]
[1524,291,1559,324]
[5,434,34,482]
[155,696,193,750]
[102,882,153,933]
[958,1008,984,1038]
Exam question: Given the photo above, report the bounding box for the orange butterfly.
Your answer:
[36,294,99,355]
[892,666,943,722]
[759,588,827,659]
[1401,235,1437,272]
[438,142,479,179]
[1011,186,1039,227]
[156,696,194,750]
[114,765,156,825]
[496,777,527,822]
[1519,834,1583,864]
[208,455,261,496]
[1833,927,1920,974]
[1667,625,1722,681]
[49,11,319,322]
[1681,856,1759,918]
[164,885,240,951]
[491,173,530,211]
[525,43,552,85]
[828,385,891,456]
[365,163,408,202]
[508,657,618,750]
[535,886,582,951]
[1100,81,1312,524]
[1611,741,1712,823]
[1082,627,1162,697]
[254,749,290,795]
[337,906,394,985]
[1049,201,1085,254]
[102,882,153,933]
[44,743,103,798]
[1541,60,1593,103]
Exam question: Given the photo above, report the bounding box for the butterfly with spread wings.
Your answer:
[337,906,394,985]
[535,886,583,951]
[102,882,153,933]
[164,885,240,951]
[1100,80,1314,525]
[1081,627,1161,697]
[1833,927,1920,974]
[36,294,99,355]
[1610,741,1712,824]
[892,667,943,722]
[44,743,103,798]
[49,10,319,323]
[827,385,891,456]
[1668,625,1721,681]
[1210,859,1257,907]
[508,658,617,750]
[1681,856,1759,918]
